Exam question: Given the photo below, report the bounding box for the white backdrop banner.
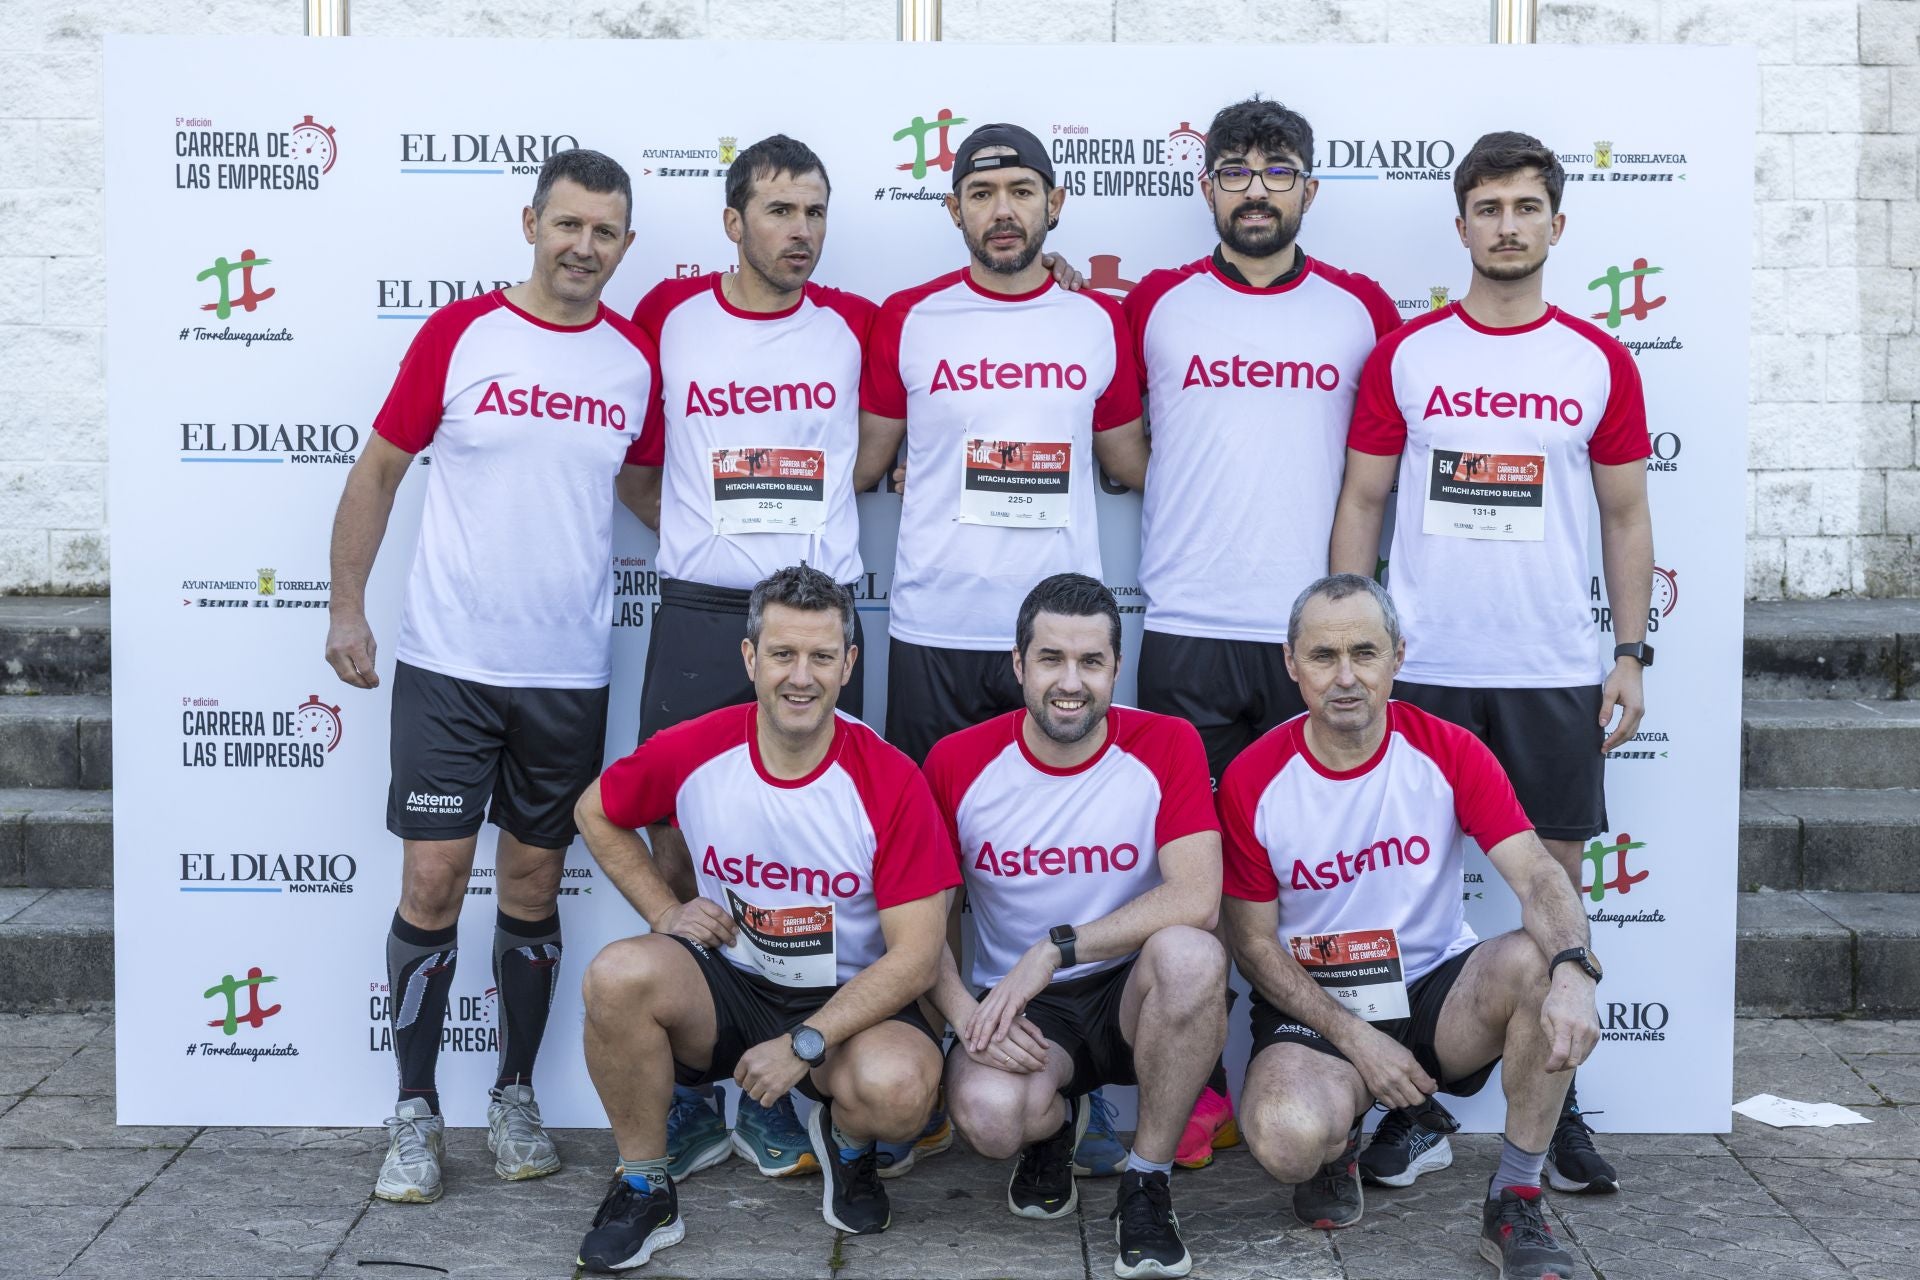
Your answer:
[106,35,1753,1130]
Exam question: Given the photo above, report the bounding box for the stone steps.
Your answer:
[1736,891,1920,1017]
[0,694,112,790]
[1743,699,1920,790]
[1741,788,1920,893]
[0,789,113,889]
[0,888,111,1008]
[0,596,109,696]
[1743,598,1920,700]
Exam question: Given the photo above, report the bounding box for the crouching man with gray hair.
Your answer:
[1218,574,1601,1280]
[570,565,958,1270]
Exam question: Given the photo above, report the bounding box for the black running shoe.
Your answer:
[1292,1123,1363,1230]
[1358,1101,1456,1188]
[1111,1168,1192,1278]
[1545,1106,1619,1194]
[577,1173,683,1272]
[806,1098,891,1234]
[1009,1094,1087,1220]
[1480,1184,1578,1278]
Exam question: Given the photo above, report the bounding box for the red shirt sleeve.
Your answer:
[602,306,667,467]
[1217,739,1283,901]
[371,299,482,453]
[1087,289,1144,431]
[1586,330,1652,466]
[1345,334,1409,457]
[1390,704,1533,851]
[1120,264,1200,395]
[870,766,962,910]
[597,734,685,831]
[919,734,968,869]
[1128,713,1219,848]
[859,294,910,420]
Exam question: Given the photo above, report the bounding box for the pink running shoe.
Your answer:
[1174,1086,1240,1169]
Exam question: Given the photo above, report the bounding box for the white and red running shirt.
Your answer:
[631,276,874,590]
[1124,257,1400,643]
[1347,304,1651,687]
[598,704,959,989]
[862,271,1142,650]
[371,291,662,689]
[1219,702,1532,992]
[923,706,1217,988]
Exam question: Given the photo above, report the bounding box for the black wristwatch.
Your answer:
[790,1024,827,1067]
[1048,924,1078,970]
[1613,641,1654,668]
[1549,947,1604,985]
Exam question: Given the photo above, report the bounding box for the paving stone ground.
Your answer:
[2,1014,1918,1279]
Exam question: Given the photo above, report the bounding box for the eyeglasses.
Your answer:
[1209,164,1305,193]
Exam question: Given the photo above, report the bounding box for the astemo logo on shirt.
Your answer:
[930,358,1089,394]
[972,840,1141,878]
[475,381,627,430]
[1290,834,1431,891]
[702,846,862,899]
[1422,385,1583,426]
[684,380,837,417]
[1182,354,1340,392]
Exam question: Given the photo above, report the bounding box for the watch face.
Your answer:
[793,1027,825,1061]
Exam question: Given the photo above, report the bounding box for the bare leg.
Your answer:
[945,1040,1076,1159]
[813,1021,944,1145]
[581,936,720,1159]
[1117,926,1228,1164]
[1430,931,1570,1154]
[1238,1042,1370,1183]
[493,830,565,921]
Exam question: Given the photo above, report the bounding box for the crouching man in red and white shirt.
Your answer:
[570,565,958,1271]
[923,573,1225,1280]
[1218,573,1600,1279]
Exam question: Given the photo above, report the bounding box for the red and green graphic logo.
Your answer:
[1581,832,1650,902]
[197,249,275,319]
[203,966,281,1034]
[894,109,968,179]
[1587,257,1665,328]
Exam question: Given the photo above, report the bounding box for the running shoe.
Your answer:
[807,1097,891,1234]
[1111,1168,1192,1278]
[665,1084,732,1181]
[374,1097,445,1204]
[1292,1123,1362,1230]
[876,1090,954,1180]
[1479,1184,1577,1278]
[1173,1086,1240,1169]
[732,1092,819,1177]
[1074,1088,1126,1177]
[1009,1094,1087,1220]
[578,1172,684,1272]
[1357,1101,1455,1188]
[487,1083,561,1180]
[1546,1105,1619,1194]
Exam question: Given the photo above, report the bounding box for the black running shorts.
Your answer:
[979,958,1139,1098]
[386,661,609,849]
[1137,630,1307,786]
[883,637,1022,766]
[667,935,937,1098]
[1390,682,1607,842]
[1248,942,1496,1098]
[638,578,865,743]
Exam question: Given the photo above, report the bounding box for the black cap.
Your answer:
[952,123,1055,190]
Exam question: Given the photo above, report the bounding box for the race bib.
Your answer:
[1288,927,1410,1022]
[1422,448,1545,541]
[957,437,1072,527]
[725,888,836,988]
[710,446,827,536]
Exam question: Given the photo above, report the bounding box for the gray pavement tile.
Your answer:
[0,1146,175,1206]
[33,1039,112,1095]
[834,1146,1084,1279]
[330,1197,685,1280]
[1556,1211,1855,1280]
[64,1202,358,1277]
[1741,1156,1920,1219]
[1851,1055,1920,1104]
[1332,1176,1582,1280]
[1736,1017,1829,1054]
[0,888,46,924]
[0,1093,197,1149]
[0,1044,76,1093]
[186,1126,387,1156]
[1549,1154,1781,1219]
[0,1009,109,1048]
[1152,1151,1343,1280]
[1732,1051,1885,1107]
[1720,1104,1918,1158]
[0,1205,119,1277]
[1801,1218,1920,1279]
[1569,1130,1729,1157]
[136,1147,377,1207]
[1802,1018,1920,1055]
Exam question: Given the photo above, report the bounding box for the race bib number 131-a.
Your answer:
[724,889,836,988]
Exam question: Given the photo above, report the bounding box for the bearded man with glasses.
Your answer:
[1118,97,1401,1172]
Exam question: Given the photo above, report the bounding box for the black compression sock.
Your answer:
[387,911,458,1116]
[492,908,562,1090]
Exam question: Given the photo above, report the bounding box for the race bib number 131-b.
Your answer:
[1422,448,1545,541]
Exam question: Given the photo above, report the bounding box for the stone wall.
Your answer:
[2,0,1914,596]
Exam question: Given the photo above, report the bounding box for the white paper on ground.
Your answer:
[1733,1093,1874,1128]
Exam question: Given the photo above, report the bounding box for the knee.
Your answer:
[400,861,469,919]
[1139,925,1228,994]
[948,1077,1034,1160]
[1241,1096,1341,1184]
[843,1052,938,1131]
[581,937,665,1018]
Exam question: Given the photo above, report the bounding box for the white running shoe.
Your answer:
[375,1098,446,1203]
[488,1084,562,1180]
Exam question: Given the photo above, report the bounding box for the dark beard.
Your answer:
[968,221,1044,276]
[1216,201,1300,259]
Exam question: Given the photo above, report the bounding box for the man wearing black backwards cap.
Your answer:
[859,123,1148,766]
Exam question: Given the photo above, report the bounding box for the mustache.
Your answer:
[1233,202,1279,220]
